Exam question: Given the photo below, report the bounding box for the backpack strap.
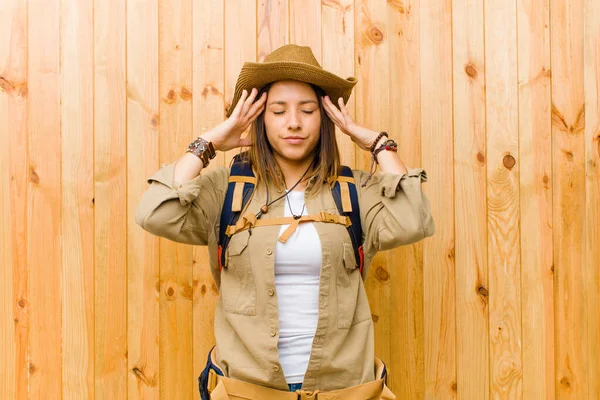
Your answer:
[331,166,364,275]
[218,154,256,270]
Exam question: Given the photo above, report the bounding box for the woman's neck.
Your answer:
[275,155,314,191]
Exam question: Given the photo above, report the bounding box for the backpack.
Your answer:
[218,154,364,275]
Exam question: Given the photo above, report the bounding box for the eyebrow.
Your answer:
[268,100,318,106]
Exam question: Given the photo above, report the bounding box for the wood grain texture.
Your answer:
[258,0,288,62]
[386,1,425,398]
[289,0,321,63]
[127,0,160,398]
[551,0,586,398]
[94,0,128,397]
[158,0,194,398]
[485,0,523,397]
[517,0,555,398]
[322,0,356,167]
[354,0,392,383]
[28,0,63,397]
[61,0,95,397]
[583,1,600,397]
[192,1,224,397]
[224,0,256,165]
[0,0,28,398]
[420,0,457,397]
[452,0,489,398]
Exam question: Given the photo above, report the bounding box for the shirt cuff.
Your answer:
[146,161,204,207]
[378,168,428,198]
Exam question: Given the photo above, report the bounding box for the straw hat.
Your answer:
[226,44,357,117]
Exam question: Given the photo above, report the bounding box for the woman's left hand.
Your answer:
[321,95,380,151]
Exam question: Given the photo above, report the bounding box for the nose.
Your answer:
[287,110,301,131]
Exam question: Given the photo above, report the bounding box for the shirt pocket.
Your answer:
[222,230,256,316]
[337,241,372,328]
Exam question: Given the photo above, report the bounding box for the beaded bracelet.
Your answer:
[368,131,389,153]
[362,139,399,187]
[372,139,398,163]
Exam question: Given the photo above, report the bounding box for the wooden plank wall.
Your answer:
[1,0,599,399]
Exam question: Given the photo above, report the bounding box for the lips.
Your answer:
[283,136,306,144]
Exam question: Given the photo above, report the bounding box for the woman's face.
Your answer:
[263,80,322,167]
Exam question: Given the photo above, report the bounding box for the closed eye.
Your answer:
[272,110,315,115]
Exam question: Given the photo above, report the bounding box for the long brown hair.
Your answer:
[246,82,341,195]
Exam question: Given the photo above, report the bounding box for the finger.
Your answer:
[232,89,249,116]
[338,97,352,118]
[241,88,258,116]
[247,92,267,117]
[323,96,343,121]
[246,104,265,124]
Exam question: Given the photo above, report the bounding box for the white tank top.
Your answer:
[274,190,322,384]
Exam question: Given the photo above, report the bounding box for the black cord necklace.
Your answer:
[286,193,306,220]
[255,161,313,221]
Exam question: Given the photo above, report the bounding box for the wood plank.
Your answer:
[94,0,128,396]
[60,0,95,397]
[289,0,321,63]
[258,0,288,62]
[224,0,256,165]
[0,0,28,398]
[127,0,160,397]
[28,0,63,397]
[192,0,224,396]
[354,0,392,380]
[158,0,194,397]
[517,0,554,398]
[485,0,523,397]
[583,0,600,396]
[385,1,425,397]
[420,0,456,397]
[452,0,489,397]
[550,0,586,398]
[322,0,355,168]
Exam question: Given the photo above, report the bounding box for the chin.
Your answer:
[276,146,315,163]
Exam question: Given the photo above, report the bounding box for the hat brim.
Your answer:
[226,61,357,117]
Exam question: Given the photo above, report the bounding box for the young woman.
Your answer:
[136,44,435,400]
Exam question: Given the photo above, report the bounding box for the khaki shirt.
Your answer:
[135,160,435,392]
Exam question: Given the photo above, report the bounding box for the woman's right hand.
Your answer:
[201,88,267,152]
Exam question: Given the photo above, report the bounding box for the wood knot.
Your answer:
[132,366,157,387]
[151,114,159,127]
[18,299,26,308]
[476,152,485,164]
[447,247,455,261]
[19,84,28,99]
[164,89,176,104]
[200,284,207,296]
[477,286,488,297]
[375,266,389,281]
[562,150,574,161]
[367,27,384,44]
[0,76,15,94]
[542,175,549,184]
[165,285,175,298]
[174,44,180,50]
[560,376,571,389]
[371,313,379,323]
[503,154,516,169]
[180,87,192,101]
[465,63,477,78]
[451,381,457,392]
[29,363,36,374]
[30,167,40,184]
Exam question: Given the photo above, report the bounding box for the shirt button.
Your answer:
[266,248,273,255]
[270,330,277,337]
[267,289,275,296]
[273,365,280,372]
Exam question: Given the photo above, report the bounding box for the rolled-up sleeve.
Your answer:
[134,161,229,245]
[356,167,435,253]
